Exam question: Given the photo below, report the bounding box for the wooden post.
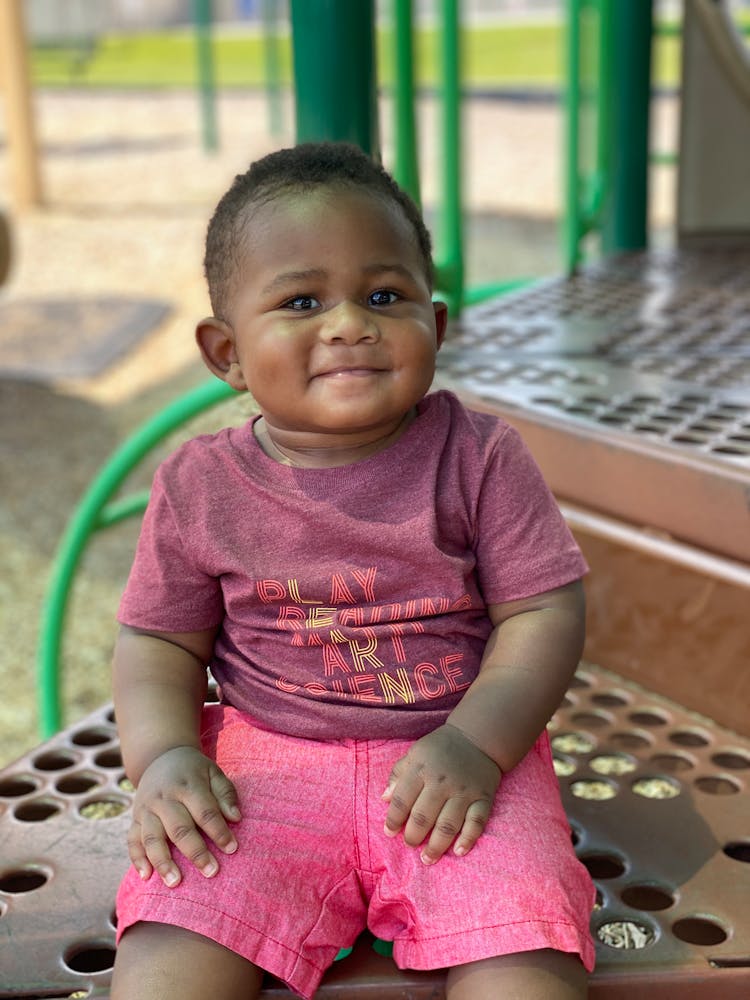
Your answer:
[0,0,43,208]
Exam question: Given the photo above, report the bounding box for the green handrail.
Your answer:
[37,378,236,737]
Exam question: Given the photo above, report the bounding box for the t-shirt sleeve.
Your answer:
[474,424,587,604]
[117,465,224,633]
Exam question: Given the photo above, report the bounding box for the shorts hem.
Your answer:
[116,885,334,1000]
[392,919,596,975]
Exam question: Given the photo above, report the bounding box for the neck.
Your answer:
[254,411,417,468]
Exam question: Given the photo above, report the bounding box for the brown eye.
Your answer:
[369,290,398,306]
[285,295,318,311]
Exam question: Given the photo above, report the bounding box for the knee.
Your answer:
[447,948,588,1000]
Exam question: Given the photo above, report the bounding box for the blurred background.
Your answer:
[0,0,743,764]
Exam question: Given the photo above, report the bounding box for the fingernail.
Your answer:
[224,839,238,854]
[454,844,467,857]
[165,870,180,887]
[227,806,241,820]
[137,865,149,880]
[203,860,218,877]
[420,852,436,866]
[383,824,397,838]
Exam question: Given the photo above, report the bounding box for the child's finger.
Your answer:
[138,810,184,887]
[418,799,467,865]
[209,766,242,826]
[154,801,221,881]
[452,799,492,858]
[383,767,423,837]
[185,794,238,857]
[125,818,153,881]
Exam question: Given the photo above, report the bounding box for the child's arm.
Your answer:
[382,579,585,865]
[113,625,241,887]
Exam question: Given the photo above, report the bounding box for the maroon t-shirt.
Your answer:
[118,391,587,740]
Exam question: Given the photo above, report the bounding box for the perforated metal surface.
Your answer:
[1,667,748,998]
[437,249,750,561]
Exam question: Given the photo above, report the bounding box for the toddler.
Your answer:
[111,142,595,1000]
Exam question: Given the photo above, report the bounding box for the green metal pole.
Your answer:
[563,0,582,272]
[289,0,379,154]
[433,0,463,316]
[602,0,652,254]
[392,0,421,206]
[37,379,235,737]
[193,0,218,152]
[261,0,283,137]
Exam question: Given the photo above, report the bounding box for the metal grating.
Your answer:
[440,248,750,436]
[1,665,749,998]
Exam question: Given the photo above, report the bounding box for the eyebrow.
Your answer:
[260,262,421,297]
[260,269,327,296]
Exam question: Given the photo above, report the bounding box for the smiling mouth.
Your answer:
[315,367,386,378]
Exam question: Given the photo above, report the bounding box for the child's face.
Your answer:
[197,186,447,462]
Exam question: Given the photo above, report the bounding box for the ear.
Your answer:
[195,317,248,391]
[432,300,449,350]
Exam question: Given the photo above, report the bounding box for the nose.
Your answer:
[319,301,379,345]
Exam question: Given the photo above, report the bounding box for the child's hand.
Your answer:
[127,746,241,887]
[382,724,501,865]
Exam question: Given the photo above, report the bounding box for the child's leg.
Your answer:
[446,949,588,1000]
[111,922,264,1000]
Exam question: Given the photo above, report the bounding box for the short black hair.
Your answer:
[204,142,434,320]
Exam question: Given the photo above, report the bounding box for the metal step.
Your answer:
[1,672,748,998]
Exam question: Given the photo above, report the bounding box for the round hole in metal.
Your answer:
[672,435,706,446]
[694,776,740,795]
[0,775,40,798]
[591,692,630,708]
[632,777,681,799]
[63,942,116,973]
[672,917,727,946]
[0,868,49,893]
[13,798,63,822]
[607,731,653,751]
[712,445,750,455]
[621,885,675,911]
[551,732,595,754]
[571,780,618,801]
[79,797,129,820]
[94,748,123,768]
[723,842,750,863]
[597,921,655,949]
[570,711,611,730]
[711,751,750,770]
[581,853,626,879]
[56,773,103,795]
[32,749,79,771]
[553,755,577,777]
[669,729,710,748]
[628,710,669,727]
[71,728,113,747]
[589,754,638,776]
[649,752,695,772]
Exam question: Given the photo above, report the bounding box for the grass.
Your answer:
[29,19,693,92]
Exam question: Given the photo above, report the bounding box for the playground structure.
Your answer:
[0,1,749,997]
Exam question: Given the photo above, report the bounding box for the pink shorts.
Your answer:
[116,706,595,998]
